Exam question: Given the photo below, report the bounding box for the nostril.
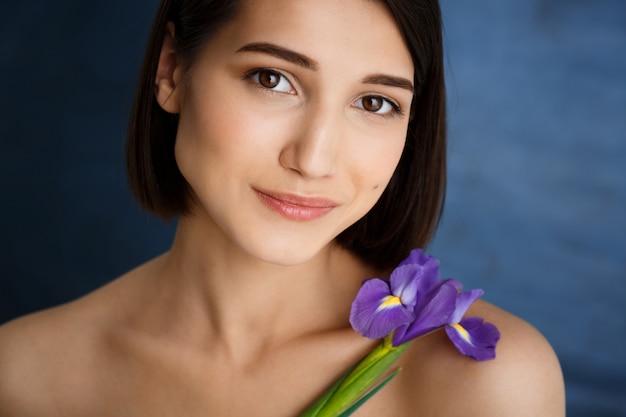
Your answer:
[278,137,336,178]
[278,115,339,179]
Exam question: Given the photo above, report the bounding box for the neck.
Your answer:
[147,215,373,364]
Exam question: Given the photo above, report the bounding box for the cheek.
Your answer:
[174,86,248,172]
[338,136,405,233]
[357,133,407,192]
[176,86,244,155]
[379,143,405,186]
[177,82,295,156]
[340,134,406,233]
[173,97,240,198]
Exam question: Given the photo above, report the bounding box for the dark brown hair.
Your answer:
[126,0,446,271]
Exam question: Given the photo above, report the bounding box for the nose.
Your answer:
[279,103,340,178]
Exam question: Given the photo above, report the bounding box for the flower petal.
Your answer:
[389,265,420,311]
[398,249,440,276]
[397,264,444,307]
[391,280,458,345]
[448,289,484,324]
[445,317,500,360]
[350,278,414,339]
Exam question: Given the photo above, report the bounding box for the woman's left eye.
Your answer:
[354,95,401,117]
[248,69,295,94]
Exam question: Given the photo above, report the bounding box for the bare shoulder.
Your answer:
[395,300,565,417]
[0,302,91,414]
[0,258,158,416]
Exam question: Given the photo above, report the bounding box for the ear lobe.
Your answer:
[155,22,182,114]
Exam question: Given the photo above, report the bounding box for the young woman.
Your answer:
[0,0,565,415]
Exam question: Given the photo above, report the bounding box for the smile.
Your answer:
[254,189,338,221]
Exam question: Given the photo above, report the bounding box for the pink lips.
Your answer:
[254,189,337,221]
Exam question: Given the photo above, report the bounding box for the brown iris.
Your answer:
[258,70,281,88]
[361,96,384,112]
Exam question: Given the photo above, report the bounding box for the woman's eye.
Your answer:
[249,69,294,94]
[355,95,401,117]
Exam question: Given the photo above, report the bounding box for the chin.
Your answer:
[241,236,335,267]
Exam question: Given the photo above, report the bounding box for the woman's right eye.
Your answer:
[247,69,295,94]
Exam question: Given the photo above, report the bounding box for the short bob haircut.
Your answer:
[127,0,447,272]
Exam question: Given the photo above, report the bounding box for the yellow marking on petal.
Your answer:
[379,295,402,309]
[451,323,472,343]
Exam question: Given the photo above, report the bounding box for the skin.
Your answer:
[0,0,565,416]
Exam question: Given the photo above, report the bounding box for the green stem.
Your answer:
[300,337,411,417]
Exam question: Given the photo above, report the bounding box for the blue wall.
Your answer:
[433,1,626,415]
[1,1,624,415]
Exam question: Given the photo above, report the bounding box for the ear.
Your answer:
[155,22,182,114]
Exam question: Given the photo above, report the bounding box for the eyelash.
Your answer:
[244,68,404,118]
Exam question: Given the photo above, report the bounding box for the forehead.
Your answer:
[204,0,414,79]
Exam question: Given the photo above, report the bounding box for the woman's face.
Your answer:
[163,0,414,265]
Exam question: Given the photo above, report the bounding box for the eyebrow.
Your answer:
[236,42,319,70]
[362,74,414,94]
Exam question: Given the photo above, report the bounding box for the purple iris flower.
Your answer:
[350,249,454,340]
[350,249,500,361]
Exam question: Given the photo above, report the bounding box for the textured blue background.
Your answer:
[0,1,624,415]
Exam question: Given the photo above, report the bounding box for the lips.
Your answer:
[254,189,338,221]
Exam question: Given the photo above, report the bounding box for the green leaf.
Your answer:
[299,340,412,417]
[315,342,411,417]
[336,368,402,417]
[299,362,358,417]
[338,342,408,396]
